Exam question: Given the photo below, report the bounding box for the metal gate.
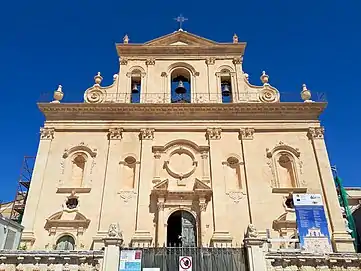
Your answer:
[124,247,247,271]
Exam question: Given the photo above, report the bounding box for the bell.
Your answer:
[175,80,187,94]
[222,84,231,96]
[132,83,139,94]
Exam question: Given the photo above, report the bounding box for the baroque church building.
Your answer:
[20,29,354,254]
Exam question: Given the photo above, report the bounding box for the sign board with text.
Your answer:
[293,194,332,253]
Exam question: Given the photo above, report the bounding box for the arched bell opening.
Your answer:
[220,70,233,103]
[130,69,142,103]
[167,210,197,247]
[171,68,191,103]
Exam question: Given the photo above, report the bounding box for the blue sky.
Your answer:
[0,1,360,202]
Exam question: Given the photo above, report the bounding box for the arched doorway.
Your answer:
[167,210,197,247]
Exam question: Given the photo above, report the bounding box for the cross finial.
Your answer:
[174,14,188,31]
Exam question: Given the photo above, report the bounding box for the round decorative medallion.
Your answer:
[164,148,197,179]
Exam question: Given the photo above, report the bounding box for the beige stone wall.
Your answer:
[21,120,346,250]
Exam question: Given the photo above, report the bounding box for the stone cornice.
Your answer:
[115,44,246,57]
[38,102,327,121]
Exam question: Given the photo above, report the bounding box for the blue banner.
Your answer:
[293,194,332,253]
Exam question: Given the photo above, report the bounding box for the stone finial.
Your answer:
[94,72,103,85]
[260,71,269,84]
[246,224,259,238]
[301,83,312,102]
[123,34,129,44]
[51,85,64,103]
[113,74,118,81]
[244,73,249,81]
[108,223,122,239]
[233,33,238,43]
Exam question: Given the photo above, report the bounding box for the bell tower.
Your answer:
[84,29,250,104]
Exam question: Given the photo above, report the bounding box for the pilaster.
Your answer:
[308,127,355,252]
[232,56,244,102]
[243,224,268,271]
[132,128,155,247]
[98,128,124,232]
[205,58,218,103]
[207,128,232,246]
[21,127,55,246]
[144,58,155,97]
[156,198,165,246]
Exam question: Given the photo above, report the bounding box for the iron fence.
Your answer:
[122,246,247,271]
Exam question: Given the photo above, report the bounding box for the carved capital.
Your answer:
[157,201,165,211]
[154,151,161,159]
[140,128,155,140]
[205,57,215,65]
[199,202,207,212]
[206,128,221,140]
[40,127,54,140]
[161,72,167,77]
[239,128,255,140]
[119,57,128,65]
[232,57,243,65]
[307,127,324,139]
[145,58,155,65]
[108,128,123,140]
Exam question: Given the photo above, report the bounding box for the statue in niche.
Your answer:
[277,154,296,188]
[71,154,86,187]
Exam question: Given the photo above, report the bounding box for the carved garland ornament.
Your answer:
[118,190,137,203]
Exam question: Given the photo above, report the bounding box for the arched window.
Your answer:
[71,154,86,187]
[276,153,297,188]
[220,69,233,103]
[171,68,191,103]
[130,69,142,103]
[55,235,75,250]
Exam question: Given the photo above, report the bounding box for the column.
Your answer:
[21,127,54,246]
[308,127,355,252]
[98,128,123,232]
[207,128,232,246]
[200,151,210,182]
[157,197,165,246]
[132,128,155,247]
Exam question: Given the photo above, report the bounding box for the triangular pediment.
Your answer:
[153,179,169,190]
[144,31,218,46]
[193,178,212,191]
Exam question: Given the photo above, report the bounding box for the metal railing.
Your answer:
[39,91,327,104]
[122,246,247,271]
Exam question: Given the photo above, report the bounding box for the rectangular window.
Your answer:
[4,229,16,249]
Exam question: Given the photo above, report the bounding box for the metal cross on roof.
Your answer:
[174,14,188,30]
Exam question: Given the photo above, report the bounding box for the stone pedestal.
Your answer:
[243,224,268,271]
[102,237,123,271]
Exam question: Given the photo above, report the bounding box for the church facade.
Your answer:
[20,30,354,254]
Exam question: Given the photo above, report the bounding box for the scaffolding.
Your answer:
[10,156,35,223]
